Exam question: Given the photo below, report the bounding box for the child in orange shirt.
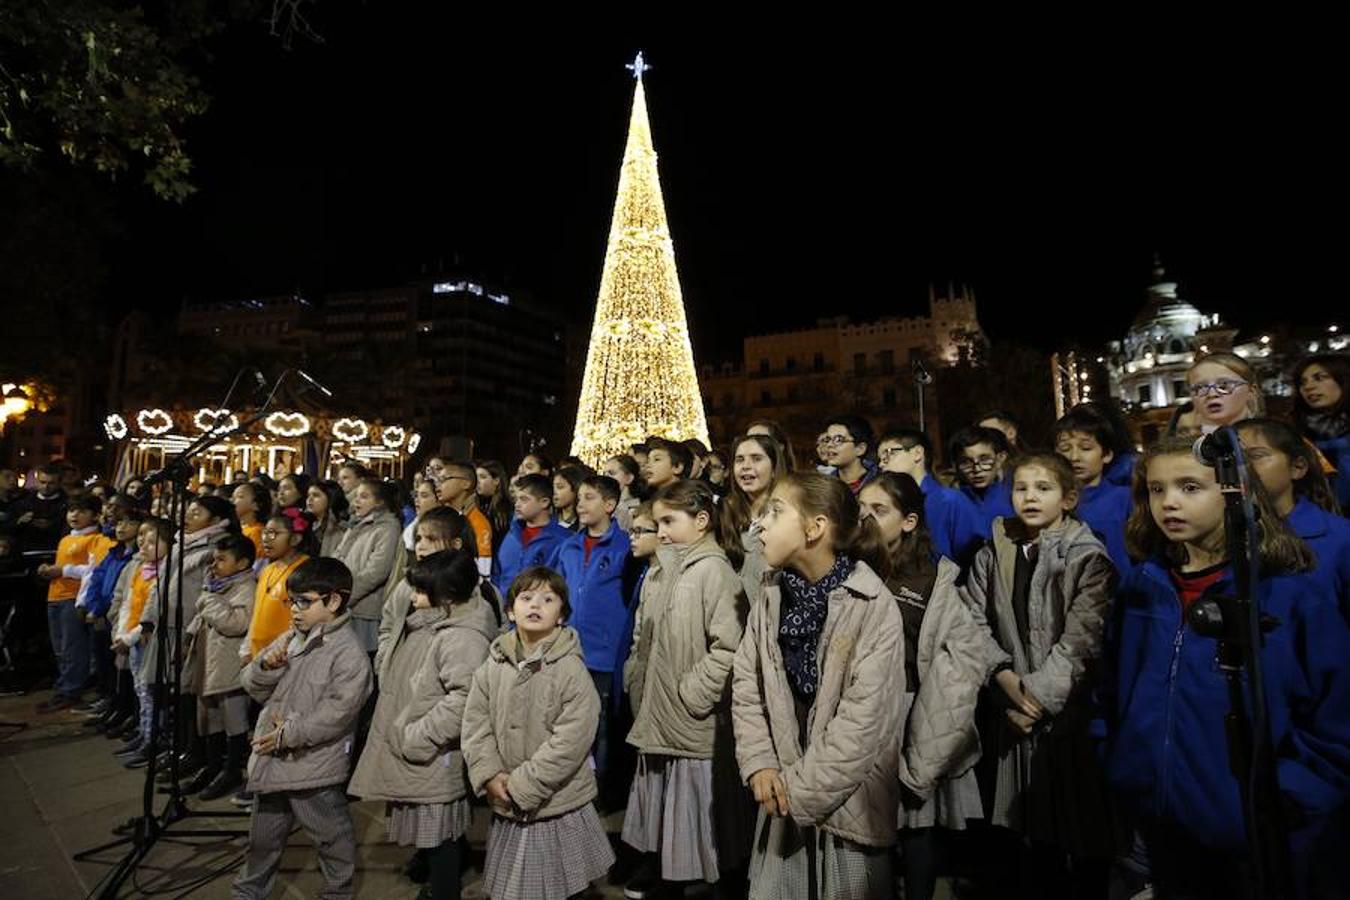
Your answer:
[35,494,111,711]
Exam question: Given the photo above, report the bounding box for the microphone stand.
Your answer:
[75,373,294,898]
[1187,426,1295,900]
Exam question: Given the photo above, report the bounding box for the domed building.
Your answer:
[1108,258,1228,414]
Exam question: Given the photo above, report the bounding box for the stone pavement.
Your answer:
[0,688,643,899]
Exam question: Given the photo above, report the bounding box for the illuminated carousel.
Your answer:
[103,406,421,486]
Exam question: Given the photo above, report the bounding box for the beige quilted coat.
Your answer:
[959,515,1119,855]
[894,557,991,801]
[732,559,904,848]
[624,535,747,759]
[461,627,600,820]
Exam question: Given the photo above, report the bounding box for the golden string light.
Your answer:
[570,59,709,467]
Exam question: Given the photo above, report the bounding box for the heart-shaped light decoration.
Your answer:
[406,432,422,455]
[265,411,311,437]
[136,408,174,436]
[381,425,406,449]
[194,407,239,434]
[104,414,128,440]
[333,417,369,443]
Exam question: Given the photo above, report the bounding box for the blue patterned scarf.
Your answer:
[779,555,854,699]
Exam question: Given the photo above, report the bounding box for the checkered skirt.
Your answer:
[387,798,473,848]
[747,811,892,900]
[482,804,615,900]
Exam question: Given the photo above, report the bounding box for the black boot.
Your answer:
[177,730,207,777]
[199,733,246,801]
[184,732,224,794]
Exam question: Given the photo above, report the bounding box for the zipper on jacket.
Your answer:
[1156,598,1186,817]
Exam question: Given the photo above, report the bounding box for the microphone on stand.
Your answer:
[295,369,334,398]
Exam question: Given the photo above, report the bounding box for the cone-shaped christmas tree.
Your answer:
[570,54,709,466]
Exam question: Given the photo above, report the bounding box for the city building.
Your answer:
[1097,259,1346,443]
[701,284,984,455]
[411,275,569,461]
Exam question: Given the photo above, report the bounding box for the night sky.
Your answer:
[103,14,1343,363]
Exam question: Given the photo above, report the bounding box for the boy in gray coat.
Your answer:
[231,558,374,900]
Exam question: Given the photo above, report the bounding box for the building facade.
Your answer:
[1101,260,1346,444]
[701,284,983,456]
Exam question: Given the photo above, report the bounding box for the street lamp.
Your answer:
[3,385,31,417]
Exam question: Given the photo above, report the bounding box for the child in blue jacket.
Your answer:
[553,474,636,789]
[1102,435,1350,899]
[1237,418,1350,621]
[1054,407,1135,576]
[491,473,573,602]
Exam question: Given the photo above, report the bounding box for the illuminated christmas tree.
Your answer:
[570,53,709,466]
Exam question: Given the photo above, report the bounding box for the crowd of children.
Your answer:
[3,349,1348,900]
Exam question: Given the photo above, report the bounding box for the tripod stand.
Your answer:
[76,371,301,898]
[1186,427,1295,900]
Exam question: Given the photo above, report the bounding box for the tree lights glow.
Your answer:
[569,55,709,467]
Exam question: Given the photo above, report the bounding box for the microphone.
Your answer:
[1193,428,1236,467]
[295,369,334,398]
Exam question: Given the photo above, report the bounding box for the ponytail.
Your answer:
[651,478,744,569]
[778,472,892,582]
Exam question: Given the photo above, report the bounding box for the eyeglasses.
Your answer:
[821,435,854,446]
[627,526,658,537]
[436,475,473,484]
[957,457,999,472]
[878,445,915,460]
[289,593,330,611]
[1189,378,1249,398]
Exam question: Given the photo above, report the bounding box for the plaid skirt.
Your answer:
[747,811,892,900]
[387,798,472,848]
[482,804,615,900]
[896,691,984,831]
[622,754,723,883]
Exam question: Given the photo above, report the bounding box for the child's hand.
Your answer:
[36,564,57,580]
[262,646,289,671]
[485,772,513,815]
[1005,709,1038,736]
[252,712,285,755]
[994,670,1044,720]
[749,768,790,817]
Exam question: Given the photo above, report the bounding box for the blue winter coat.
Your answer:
[1101,560,1350,859]
[1076,480,1134,577]
[961,478,1015,539]
[1289,498,1350,621]
[492,517,574,599]
[1311,431,1350,514]
[85,543,135,619]
[1104,451,1139,489]
[919,474,985,567]
[554,520,633,673]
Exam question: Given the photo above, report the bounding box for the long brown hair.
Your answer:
[746,419,800,472]
[652,478,744,569]
[1235,418,1341,515]
[867,472,936,579]
[476,460,513,541]
[1124,435,1312,573]
[777,472,892,582]
[720,434,789,543]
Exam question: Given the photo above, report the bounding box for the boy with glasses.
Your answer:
[877,429,984,565]
[433,460,494,577]
[947,425,1015,537]
[823,415,878,494]
[233,557,374,900]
